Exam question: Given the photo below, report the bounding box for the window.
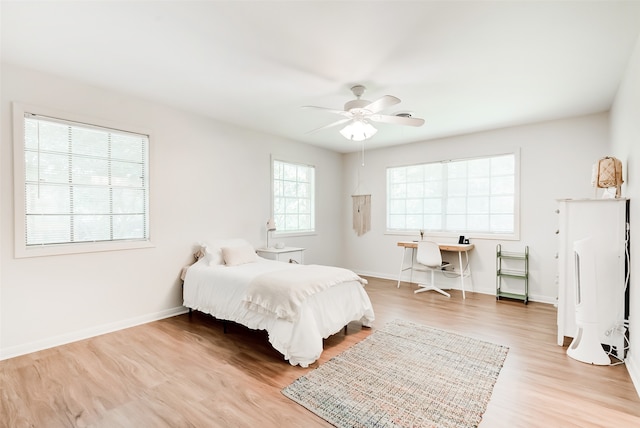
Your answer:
[272,159,315,234]
[387,153,517,237]
[14,103,151,257]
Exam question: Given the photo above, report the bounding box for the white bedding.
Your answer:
[245,264,367,322]
[183,257,375,367]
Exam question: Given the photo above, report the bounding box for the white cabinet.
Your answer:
[256,247,305,264]
[556,198,629,355]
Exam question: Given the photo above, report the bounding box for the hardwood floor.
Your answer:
[2,277,639,427]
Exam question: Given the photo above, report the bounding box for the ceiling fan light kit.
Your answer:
[340,120,378,141]
[304,85,425,142]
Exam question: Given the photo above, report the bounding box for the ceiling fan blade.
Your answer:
[363,95,401,113]
[370,114,425,127]
[302,105,352,118]
[306,117,353,134]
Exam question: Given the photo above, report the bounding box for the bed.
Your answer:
[182,239,375,367]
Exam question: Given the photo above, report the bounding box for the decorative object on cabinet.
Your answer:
[256,247,305,264]
[556,198,629,361]
[496,244,529,304]
[591,156,624,198]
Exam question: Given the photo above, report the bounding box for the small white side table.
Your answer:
[256,247,305,264]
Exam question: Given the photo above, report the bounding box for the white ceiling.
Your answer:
[2,1,640,153]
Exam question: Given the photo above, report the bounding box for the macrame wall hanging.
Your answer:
[352,194,371,236]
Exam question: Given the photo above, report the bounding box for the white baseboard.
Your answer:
[354,270,556,304]
[626,351,640,398]
[0,306,189,361]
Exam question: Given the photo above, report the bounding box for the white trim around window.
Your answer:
[13,102,154,258]
[271,155,316,236]
[386,150,521,241]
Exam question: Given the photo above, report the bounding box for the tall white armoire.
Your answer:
[556,198,629,356]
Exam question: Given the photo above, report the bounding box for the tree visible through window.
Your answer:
[272,159,315,233]
[387,154,516,235]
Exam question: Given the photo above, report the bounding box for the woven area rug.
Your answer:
[282,319,509,428]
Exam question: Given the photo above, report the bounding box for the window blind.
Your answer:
[23,113,149,246]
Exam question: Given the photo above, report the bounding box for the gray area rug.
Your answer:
[282,319,509,428]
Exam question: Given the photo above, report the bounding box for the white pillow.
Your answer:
[221,244,258,266]
[203,239,251,266]
[202,244,223,266]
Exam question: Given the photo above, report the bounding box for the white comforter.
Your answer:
[183,257,375,367]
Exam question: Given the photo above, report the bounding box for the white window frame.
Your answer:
[13,102,153,258]
[271,156,316,236]
[386,151,520,240]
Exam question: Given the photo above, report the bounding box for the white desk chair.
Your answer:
[414,241,451,297]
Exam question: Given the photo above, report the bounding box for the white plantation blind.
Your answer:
[23,113,149,246]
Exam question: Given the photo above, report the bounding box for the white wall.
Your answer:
[341,114,610,303]
[1,57,634,402]
[610,33,640,394]
[0,63,343,359]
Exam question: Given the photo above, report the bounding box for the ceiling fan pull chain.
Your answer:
[361,141,365,166]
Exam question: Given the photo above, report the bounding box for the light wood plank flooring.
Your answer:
[2,277,639,427]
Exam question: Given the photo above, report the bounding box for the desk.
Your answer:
[397,241,474,299]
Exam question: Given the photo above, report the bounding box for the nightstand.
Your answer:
[256,247,305,264]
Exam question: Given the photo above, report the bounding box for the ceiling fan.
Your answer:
[303,85,425,141]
